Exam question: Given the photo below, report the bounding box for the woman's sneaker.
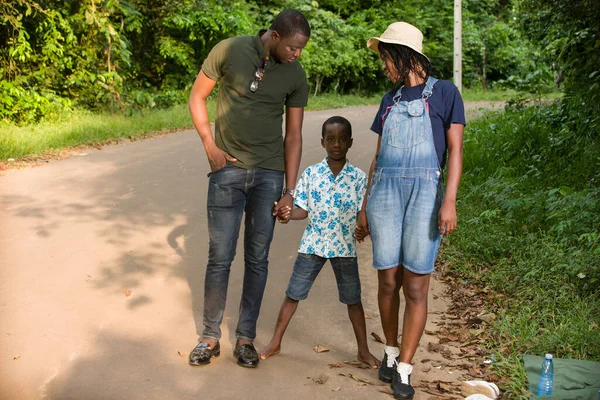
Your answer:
[379,351,399,383]
[392,362,415,399]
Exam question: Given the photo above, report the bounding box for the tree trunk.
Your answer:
[313,75,323,97]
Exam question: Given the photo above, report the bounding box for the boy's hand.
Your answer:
[354,210,369,243]
[273,201,292,223]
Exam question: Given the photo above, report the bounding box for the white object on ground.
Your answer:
[461,380,500,399]
[464,395,494,400]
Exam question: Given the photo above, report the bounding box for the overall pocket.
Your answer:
[385,99,426,149]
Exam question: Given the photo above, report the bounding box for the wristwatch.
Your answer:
[282,188,297,198]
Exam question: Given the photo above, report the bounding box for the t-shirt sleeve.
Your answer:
[294,168,309,210]
[356,171,367,212]
[285,68,309,108]
[444,83,466,127]
[370,96,387,135]
[201,39,230,81]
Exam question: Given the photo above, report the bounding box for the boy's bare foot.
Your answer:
[259,342,281,360]
[357,350,380,368]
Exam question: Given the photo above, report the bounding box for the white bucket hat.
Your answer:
[367,22,428,60]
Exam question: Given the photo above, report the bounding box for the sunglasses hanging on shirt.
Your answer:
[250,56,269,93]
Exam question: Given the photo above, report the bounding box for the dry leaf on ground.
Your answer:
[427,342,446,353]
[124,289,132,297]
[379,387,394,396]
[311,373,329,384]
[13,355,20,360]
[177,351,184,357]
[313,345,330,353]
[328,362,343,368]
[347,373,374,385]
[371,332,384,343]
[343,360,370,369]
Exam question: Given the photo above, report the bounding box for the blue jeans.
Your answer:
[202,164,284,342]
[285,253,362,305]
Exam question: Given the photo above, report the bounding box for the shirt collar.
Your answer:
[321,157,352,177]
[254,30,268,59]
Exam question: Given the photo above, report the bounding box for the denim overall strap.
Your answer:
[422,76,438,100]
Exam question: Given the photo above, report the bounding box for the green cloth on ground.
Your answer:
[523,354,600,400]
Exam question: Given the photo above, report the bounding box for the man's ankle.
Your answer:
[201,338,217,347]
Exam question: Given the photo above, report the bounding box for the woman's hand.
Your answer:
[438,200,457,236]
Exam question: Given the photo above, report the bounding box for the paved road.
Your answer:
[0,103,496,399]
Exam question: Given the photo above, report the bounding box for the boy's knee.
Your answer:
[284,295,300,304]
[345,300,362,309]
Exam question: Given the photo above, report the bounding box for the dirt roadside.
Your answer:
[0,103,504,400]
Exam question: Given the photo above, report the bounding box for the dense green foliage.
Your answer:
[446,102,600,396]
[443,0,600,390]
[1,0,547,124]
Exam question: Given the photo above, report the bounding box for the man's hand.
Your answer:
[438,200,457,236]
[206,144,236,172]
[354,210,370,243]
[273,195,293,224]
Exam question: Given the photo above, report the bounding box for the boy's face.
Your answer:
[321,123,352,161]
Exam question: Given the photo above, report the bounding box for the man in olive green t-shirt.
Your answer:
[188,9,310,369]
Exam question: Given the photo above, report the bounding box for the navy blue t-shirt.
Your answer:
[370,79,466,169]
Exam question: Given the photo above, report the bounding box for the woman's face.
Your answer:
[380,50,401,83]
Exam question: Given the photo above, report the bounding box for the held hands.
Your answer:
[206,144,236,172]
[354,210,370,243]
[438,200,457,236]
[273,195,293,224]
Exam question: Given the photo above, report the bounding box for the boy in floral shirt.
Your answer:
[259,116,379,368]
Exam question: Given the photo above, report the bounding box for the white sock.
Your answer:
[384,346,400,357]
[384,346,400,368]
[396,361,413,374]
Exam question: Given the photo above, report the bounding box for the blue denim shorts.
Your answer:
[285,253,361,305]
[366,168,444,274]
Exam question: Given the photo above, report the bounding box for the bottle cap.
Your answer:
[545,354,553,359]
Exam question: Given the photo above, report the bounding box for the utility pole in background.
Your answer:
[454,0,462,93]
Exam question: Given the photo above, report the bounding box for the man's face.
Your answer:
[272,32,309,64]
[321,123,352,162]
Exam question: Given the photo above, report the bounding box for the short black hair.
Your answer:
[270,9,311,38]
[379,42,432,89]
[322,116,352,138]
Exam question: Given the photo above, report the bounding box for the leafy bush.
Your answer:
[446,102,600,377]
[1,0,549,124]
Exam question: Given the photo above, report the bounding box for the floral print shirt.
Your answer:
[295,158,367,258]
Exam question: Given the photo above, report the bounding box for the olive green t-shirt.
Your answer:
[201,32,309,171]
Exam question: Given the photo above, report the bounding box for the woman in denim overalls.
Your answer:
[355,22,465,399]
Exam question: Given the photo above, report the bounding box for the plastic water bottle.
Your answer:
[536,353,554,396]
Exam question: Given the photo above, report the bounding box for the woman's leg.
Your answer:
[398,269,431,363]
[377,266,404,346]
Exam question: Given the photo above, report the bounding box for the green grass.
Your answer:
[0,103,201,160]
[461,87,563,102]
[306,92,381,109]
[441,102,600,397]
[0,94,384,161]
[0,90,562,161]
